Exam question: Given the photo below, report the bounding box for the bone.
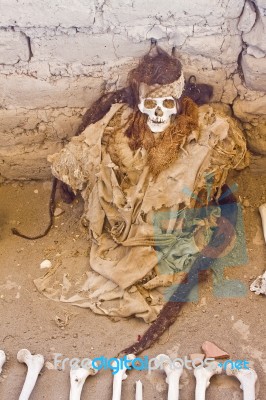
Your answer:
[0,350,6,374]
[259,203,266,243]
[17,349,45,400]
[226,366,257,400]
[250,270,266,295]
[135,380,143,400]
[112,354,135,400]
[155,354,183,400]
[194,361,222,400]
[69,362,98,400]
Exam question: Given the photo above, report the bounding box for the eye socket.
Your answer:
[163,99,176,108]
[143,99,157,109]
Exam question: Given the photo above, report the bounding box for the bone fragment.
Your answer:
[17,349,44,400]
[0,350,6,374]
[250,270,266,295]
[135,380,143,400]
[259,203,266,243]
[155,354,183,400]
[112,354,135,400]
[194,361,222,400]
[69,362,98,400]
[226,366,257,400]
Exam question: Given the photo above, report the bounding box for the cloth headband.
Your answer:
[139,72,185,99]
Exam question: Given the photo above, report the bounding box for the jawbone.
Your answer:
[148,118,170,133]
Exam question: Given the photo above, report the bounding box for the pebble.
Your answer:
[40,259,52,269]
[243,199,250,207]
[34,189,39,194]
[54,208,64,217]
[45,361,55,370]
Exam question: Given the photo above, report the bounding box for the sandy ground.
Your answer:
[0,155,265,400]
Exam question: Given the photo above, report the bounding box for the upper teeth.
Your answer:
[150,117,166,124]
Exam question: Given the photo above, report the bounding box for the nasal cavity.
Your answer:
[155,107,163,117]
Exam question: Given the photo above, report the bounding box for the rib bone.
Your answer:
[0,350,6,374]
[226,366,257,400]
[155,354,183,400]
[112,354,135,400]
[194,361,222,400]
[17,349,44,400]
[69,362,98,400]
[259,203,266,243]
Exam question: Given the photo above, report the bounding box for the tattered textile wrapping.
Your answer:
[34,103,248,323]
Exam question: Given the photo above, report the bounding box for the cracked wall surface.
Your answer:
[0,0,265,180]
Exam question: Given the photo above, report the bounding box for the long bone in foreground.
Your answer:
[135,380,143,400]
[112,354,135,400]
[155,354,183,400]
[0,350,6,374]
[194,361,222,400]
[17,349,44,400]
[69,362,98,400]
[259,203,266,244]
[226,366,257,400]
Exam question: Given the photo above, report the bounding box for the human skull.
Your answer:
[138,96,177,133]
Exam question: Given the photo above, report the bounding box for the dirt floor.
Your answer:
[0,155,265,400]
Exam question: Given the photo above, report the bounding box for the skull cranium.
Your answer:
[138,96,177,133]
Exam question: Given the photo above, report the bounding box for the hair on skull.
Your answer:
[128,46,183,105]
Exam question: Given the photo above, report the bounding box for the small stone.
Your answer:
[243,199,250,207]
[40,259,52,269]
[45,361,55,370]
[34,189,39,194]
[202,341,229,359]
[189,353,205,366]
[54,207,64,217]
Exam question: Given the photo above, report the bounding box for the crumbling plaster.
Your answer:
[0,0,265,180]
